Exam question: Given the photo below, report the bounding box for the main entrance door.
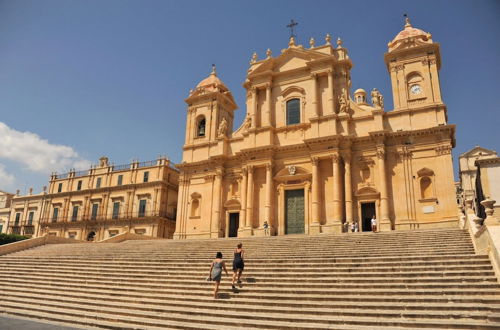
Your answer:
[228,213,239,237]
[285,189,305,234]
[361,202,376,232]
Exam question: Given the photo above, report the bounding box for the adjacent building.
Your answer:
[0,190,15,234]
[36,156,179,241]
[174,18,457,239]
[7,188,47,237]
[458,146,498,215]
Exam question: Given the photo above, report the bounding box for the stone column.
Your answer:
[265,84,272,126]
[211,170,223,237]
[344,153,353,225]
[327,70,334,113]
[332,153,342,222]
[251,88,258,128]
[311,157,321,234]
[264,163,273,225]
[173,179,185,239]
[377,144,391,230]
[239,167,247,232]
[312,73,319,117]
[246,165,254,228]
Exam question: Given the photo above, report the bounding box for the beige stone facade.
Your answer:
[174,19,457,239]
[475,157,500,216]
[7,189,46,237]
[0,190,15,234]
[37,156,179,241]
[458,145,498,214]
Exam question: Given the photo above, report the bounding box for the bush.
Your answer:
[0,233,29,246]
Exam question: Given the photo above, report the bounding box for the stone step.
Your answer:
[8,245,474,258]
[1,295,499,329]
[5,280,500,306]
[2,262,493,273]
[3,275,499,294]
[3,278,499,298]
[4,273,498,288]
[0,255,489,267]
[1,228,496,329]
[3,285,500,315]
[3,291,500,323]
[1,253,482,264]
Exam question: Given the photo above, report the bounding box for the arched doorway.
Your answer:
[86,231,96,241]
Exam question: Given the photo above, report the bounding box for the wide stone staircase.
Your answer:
[0,228,499,329]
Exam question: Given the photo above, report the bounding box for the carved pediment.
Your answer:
[417,167,434,177]
[355,186,379,197]
[274,165,311,182]
[224,199,241,209]
[249,48,329,76]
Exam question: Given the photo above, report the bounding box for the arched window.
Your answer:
[190,192,201,217]
[197,118,206,137]
[420,176,433,199]
[191,199,199,217]
[286,99,300,125]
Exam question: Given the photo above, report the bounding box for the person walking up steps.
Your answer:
[232,243,245,290]
[208,252,228,299]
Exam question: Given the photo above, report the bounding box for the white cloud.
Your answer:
[0,122,91,174]
[0,163,15,187]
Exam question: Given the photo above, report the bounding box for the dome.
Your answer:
[388,18,432,52]
[354,88,366,95]
[196,73,227,89]
[195,65,228,92]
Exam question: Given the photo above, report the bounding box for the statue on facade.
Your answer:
[371,88,384,109]
[338,94,348,113]
[371,88,381,107]
[217,117,228,138]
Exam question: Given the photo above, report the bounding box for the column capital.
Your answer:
[265,163,273,171]
[215,167,224,178]
[376,145,386,160]
[311,156,319,166]
[247,165,254,174]
[331,153,340,163]
[342,152,352,164]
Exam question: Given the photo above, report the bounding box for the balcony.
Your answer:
[40,210,175,227]
[23,225,35,236]
[10,226,21,235]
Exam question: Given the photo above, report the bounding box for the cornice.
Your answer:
[475,157,500,166]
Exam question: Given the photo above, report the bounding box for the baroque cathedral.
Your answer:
[173,18,457,239]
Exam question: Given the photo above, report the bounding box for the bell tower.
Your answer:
[384,17,443,110]
[183,65,237,160]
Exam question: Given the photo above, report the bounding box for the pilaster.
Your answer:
[310,157,321,234]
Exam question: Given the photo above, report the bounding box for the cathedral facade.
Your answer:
[174,19,457,239]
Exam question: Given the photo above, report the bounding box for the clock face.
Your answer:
[410,84,422,95]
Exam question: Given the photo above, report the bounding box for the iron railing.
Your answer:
[10,226,21,235]
[41,210,175,224]
[137,160,156,168]
[23,225,35,236]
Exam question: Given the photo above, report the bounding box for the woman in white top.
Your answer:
[371,216,377,232]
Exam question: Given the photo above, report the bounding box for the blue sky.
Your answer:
[0,0,499,193]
